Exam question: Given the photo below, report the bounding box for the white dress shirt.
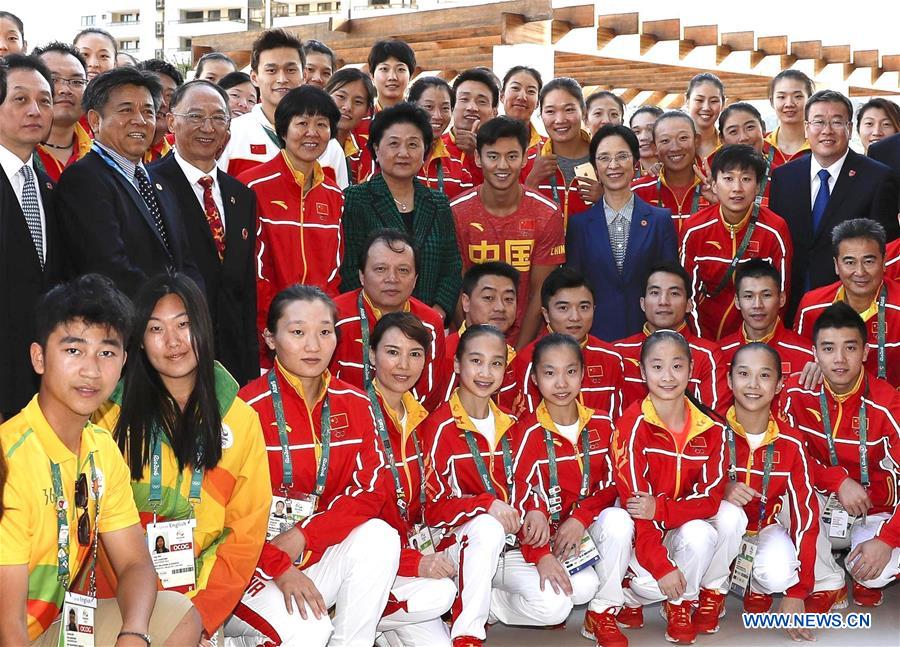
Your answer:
[0,143,47,258]
[809,149,849,208]
[174,150,227,233]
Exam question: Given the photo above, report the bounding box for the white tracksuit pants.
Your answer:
[223,519,400,647]
[625,501,747,605]
[568,507,635,613]
[376,574,456,647]
[747,523,801,594]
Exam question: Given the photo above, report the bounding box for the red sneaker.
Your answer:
[852,582,884,607]
[615,605,644,629]
[662,601,697,644]
[743,590,773,613]
[584,610,629,646]
[692,588,726,634]
[805,586,848,613]
[452,637,483,647]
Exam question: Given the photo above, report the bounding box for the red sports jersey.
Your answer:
[451,187,565,344]
[442,131,484,186]
[680,203,793,340]
[794,278,900,387]
[720,319,815,378]
[885,239,899,282]
[632,171,710,234]
[417,138,473,199]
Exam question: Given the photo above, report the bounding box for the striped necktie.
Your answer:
[18,165,44,267]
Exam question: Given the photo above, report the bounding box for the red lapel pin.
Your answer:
[241,228,249,240]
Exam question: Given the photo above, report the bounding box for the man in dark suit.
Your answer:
[770,89,899,322]
[151,80,259,384]
[0,55,67,418]
[56,66,202,298]
[869,131,900,175]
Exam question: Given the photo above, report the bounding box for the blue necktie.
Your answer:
[811,168,831,233]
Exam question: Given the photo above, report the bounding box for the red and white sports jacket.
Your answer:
[527,134,593,226]
[239,364,386,579]
[513,401,617,564]
[632,171,711,235]
[441,324,517,406]
[331,289,446,408]
[724,408,819,599]
[680,204,793,340]
[794,278,900,387]
[416,138,473,199]
[720,320,814,378]
[613,324,730,412]
[520,125,547,183]
[779,371,900,516]
[442,131,484,186]
[371,386,431,577]
[611,397,728,580]
[763,129,811,171]
[885,239,899,282]
[510,331,624,422]
[343,131,375,186]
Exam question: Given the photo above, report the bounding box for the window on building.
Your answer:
[80,15,95,27]
[208,9,221,21]
[273,3,288,17]
[317,2,331,12]
[184,10,203,22]
[228,8,241,20]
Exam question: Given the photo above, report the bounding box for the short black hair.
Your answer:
[0,63,5,105]
[217,71,253,91]
[768,69,814,101]
[585,90,625,115]
[532,332,584,370]
[370,311,431,357]
[653,110,696,139]
[541,267,594,309]
[455,323,507,362]
[539,76,584,111]
[812,302,867,346]
[686,72,725,99]
[251,28,303,71]
[476,115,528,153]
[0,54,52,104]
[169,79,229,112]
[274,85,340,140]
[501,65,542,92]
[805,89,853,122]
[734,258,781,293]
[73,28,117,57]
[35,274,134,348]
[195,52,235,78]
[367,39,416,74]
[709,144,767,183]
[831,218,886,258]
[629,105,663,128]
[303,39,336,70]
[644,261,692,299]
[367,101,433,160]
[31,41,87,72]
[718,101,764,136]
[323,67,375,110]
[0,11,24,37]
[408,76,455,109]
[266,284,337,334]
[452,68,499,108]
[82,66,162,113]
[856,98,900,135]
[589,124,640,164]
[461,261,520,296]
[138,58,184,87]
[359,228,419,276]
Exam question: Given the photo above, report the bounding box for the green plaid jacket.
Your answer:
[340,173,462,315]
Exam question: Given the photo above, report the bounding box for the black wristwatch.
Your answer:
[118,631,152,645]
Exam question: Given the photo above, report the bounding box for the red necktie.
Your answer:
[198,175,226,261]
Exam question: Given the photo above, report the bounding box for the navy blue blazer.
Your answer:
[769,148,899,322]
[566,195,677,342]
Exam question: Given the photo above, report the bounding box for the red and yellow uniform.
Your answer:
[441,322,517,405]
[510,331,624,421]
[441,130,484,186]
[331,289,446,407]
[0,397,140,640]
[680,203,793,340]
[614,324,730,411]
[779,371,900,513]
[34,121,92,182]
[794,278,900,387]
[526,133,594,226]
[93,363,271,635]
[724,408,820,599]
[239,363,386,578]
[451,187,565,344]
[520,125,546,182]
[632,171,710,235]
[417,138,473,199]
[885,239,899,282]
[611,397,727,580]
[720,319,814,378]
[143,137,172,164]
[343,131,375,186]
[764,128,811,170]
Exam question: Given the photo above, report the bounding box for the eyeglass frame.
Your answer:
[805,118,851,132]
[170,111,232,128]
[51,76,88,89]
[594,151,634,167]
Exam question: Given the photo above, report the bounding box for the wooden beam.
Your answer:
[721,31,755,51]
[597,12,638,48]
[642,18,681,42]
[683,25,718,47]
[552,3,595,29]
[618,87,641,103]
[757,35,787,56]
[642,90,668,106]
[854,50,882,84]
[716,45,732,65]
[883,55,900,72]
[791,40,823,72]
[640,34,657,55]
[822,45,851,64]
[501,13,550,45]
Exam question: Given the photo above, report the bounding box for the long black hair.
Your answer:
[114,273,222,479]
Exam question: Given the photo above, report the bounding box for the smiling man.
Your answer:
[56,67,202,298]
[443,68,499,186]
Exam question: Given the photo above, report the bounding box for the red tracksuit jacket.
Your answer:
[442,131,484,186]
[632,172,710,235]
[720,319,814,378]
[416,140,473,199]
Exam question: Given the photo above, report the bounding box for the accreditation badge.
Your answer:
[407,524,441,555]
[728,534,759,596]
[59,592,96,647]
[562,533,601,575]
[266,493,317,541]
[147,519,196,589]
[823,493,850,538]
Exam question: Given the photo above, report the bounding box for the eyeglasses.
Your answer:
[74,473,91,546]
[595,152,633,167]
[806,119,849,132]
[171,112,231,129]
[52,77,88,89]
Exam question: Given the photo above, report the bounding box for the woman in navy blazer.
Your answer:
[566,125,678,341]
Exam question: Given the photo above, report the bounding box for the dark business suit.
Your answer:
[150,154,259,385]
[0,164,67,417]
[566,196,678,342]
[869,133,900,212]
[55,150,203,298]
[769,148,899,322]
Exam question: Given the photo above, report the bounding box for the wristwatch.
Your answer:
[118,631,152,645]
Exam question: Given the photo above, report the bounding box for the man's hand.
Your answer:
[271,526,307,563]
[489,499,522,535]
[658,568,687,601]
[798,361,824,390]
[847,537,892,583]
[521,509,551,547]
[779,596,814,641]
[694,159,718,204]
[837,478,871,517]
[418,552,456,579]
[536,554,573,596]
[454,120,480,155]
[575,176,604,204]
[724,481,759,507]
[525,154,558,188]
[626,491,657,520]
[274,567,328,619]
[552,517,586,561]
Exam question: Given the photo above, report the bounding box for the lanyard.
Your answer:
[703,199,761,299]
[92,142,141,188]
[262,124,283,149]
[358,291,374,388]
[875,285,887,380]
[726,424,775,528]
[543,426,591,522]
[268,369,332,495]
[819,383,869,487]
[757,146,775,199]
[550,172,560,205]
[464,429,513,498]
[345,154,355,186]
[148,429,203,519]
[436,158,445,194]
[657,178,700,214]
[52,453,100,594]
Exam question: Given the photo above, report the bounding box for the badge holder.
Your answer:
[267,492,317,541]
[562,533,600,575]
[147,518,197,589]
[408,524,443,555]
[60,592,96,647]
[823,493,851,538]
[728,534,759,596]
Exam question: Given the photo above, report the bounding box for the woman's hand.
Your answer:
[525,154,557,188]
[552,517,585,561]
[576,176,604,204]
[271,526,306,563]
[417,552,456,579]
[488,499,522,535]
[626,491,657,520]
[273,567,328,619]
[521,510,551,547]
[536,554,573,596]
[694,159,718,204]
[658,568,686,601]
[724,481,759,507]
